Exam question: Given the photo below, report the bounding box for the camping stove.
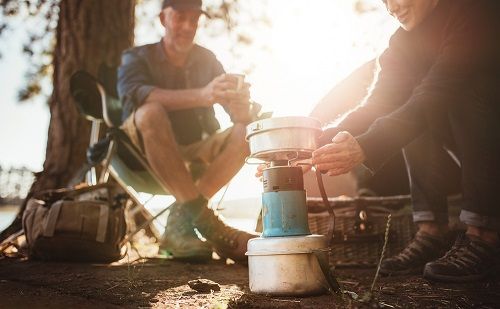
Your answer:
[261,163,310,237]
[245,117,335,296]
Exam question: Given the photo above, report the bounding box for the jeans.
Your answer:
[403,87,500,231]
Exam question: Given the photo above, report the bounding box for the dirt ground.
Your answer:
[0,255,499,309]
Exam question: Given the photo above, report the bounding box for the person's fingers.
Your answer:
[213,74,230,86]
[220,73,238,82]
[229,105,250,113]
[214,89,245,103]
[312,143,346,157]
[231,97,251,106]
[240,87,250,97]
[214,74,226,81]
[301,165,312,174]
[332,131,351,144]
[312,143,348,160]
[327,167,352,176]
[214,81,237,91]
[223,91,243,101]
[213,89,228,100]
[230,91,250,102]
[313,151,351,165]
[316,161,354,172]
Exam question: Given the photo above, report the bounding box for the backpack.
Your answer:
[22,183,127,263]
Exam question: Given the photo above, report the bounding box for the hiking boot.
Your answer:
[183,195,259,262]
[159,203,213,261]
[379,231,449,276]
[423,234,500,283]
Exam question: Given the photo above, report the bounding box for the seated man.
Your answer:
[314,0,500,282]
[117,0,257,262]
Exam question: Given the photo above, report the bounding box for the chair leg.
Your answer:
[99,139,116,183]
[121,201,175,247]
[86,120,102,186]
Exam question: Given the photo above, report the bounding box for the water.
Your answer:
[0,198,261,234]
[0,206,18,231]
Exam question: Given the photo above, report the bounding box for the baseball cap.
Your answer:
[161,0,209,17]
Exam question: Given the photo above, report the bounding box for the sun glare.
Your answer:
[204,0,398,125]
[0,0,400,201]
[135,0,398,128]
[199,0,399,201]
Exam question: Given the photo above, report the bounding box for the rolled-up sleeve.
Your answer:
[117,50,156,120]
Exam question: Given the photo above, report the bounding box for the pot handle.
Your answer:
[312,249,342,294]
[245,156,266,165]
[315,168,336,246]
[250,122,262,132]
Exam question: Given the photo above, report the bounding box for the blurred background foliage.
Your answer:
[0,0,375,104]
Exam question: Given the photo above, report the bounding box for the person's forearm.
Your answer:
[143,87,208,111]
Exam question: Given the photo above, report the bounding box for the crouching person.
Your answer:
[314,0,500,282]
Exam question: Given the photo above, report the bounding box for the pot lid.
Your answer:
[246,116,322,140]
[246,235,327,255]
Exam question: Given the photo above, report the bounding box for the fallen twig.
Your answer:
[0,229,24,253]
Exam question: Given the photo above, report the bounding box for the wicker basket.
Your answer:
[307,195,416,267]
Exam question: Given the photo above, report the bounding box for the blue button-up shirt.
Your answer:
[118,40,225,145]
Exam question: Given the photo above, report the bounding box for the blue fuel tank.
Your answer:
[262,190,311,237]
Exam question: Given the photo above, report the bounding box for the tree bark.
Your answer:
[1,0,135,242]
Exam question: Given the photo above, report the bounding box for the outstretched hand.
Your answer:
[312,131,366,176]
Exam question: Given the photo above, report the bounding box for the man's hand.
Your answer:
[201,74,249,106]
[227,103,252,124]
[312,131,366,176]
[225,80,254,124]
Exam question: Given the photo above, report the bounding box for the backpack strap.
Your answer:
[96,203,109,243]
[43,201,63,237]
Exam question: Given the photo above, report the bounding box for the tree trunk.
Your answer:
[1,0,135,242]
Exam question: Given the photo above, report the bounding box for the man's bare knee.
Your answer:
[135,102,171,136]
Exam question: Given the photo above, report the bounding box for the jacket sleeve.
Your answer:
[336,29,419,138]
[117,50,156,119]
[356,1,498,172]
[318,29,418,147]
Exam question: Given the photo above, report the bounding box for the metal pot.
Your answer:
[246,235,329,296]
[246,116,322,161]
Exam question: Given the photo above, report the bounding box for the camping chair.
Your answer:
[69,70,175,240]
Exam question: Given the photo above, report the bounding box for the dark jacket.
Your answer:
[329,0,500,171]
[117,41,225,145]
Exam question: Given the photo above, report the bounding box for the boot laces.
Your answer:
[437,235,493,271]
[393,233,442,263]
[201,210,241,249]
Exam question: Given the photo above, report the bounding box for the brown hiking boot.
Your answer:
[183,196,259,262]
[423,233,500,283]
[159,203,213,262]
[379,231,449,276]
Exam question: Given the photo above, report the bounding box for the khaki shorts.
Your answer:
[120,110,233,165]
